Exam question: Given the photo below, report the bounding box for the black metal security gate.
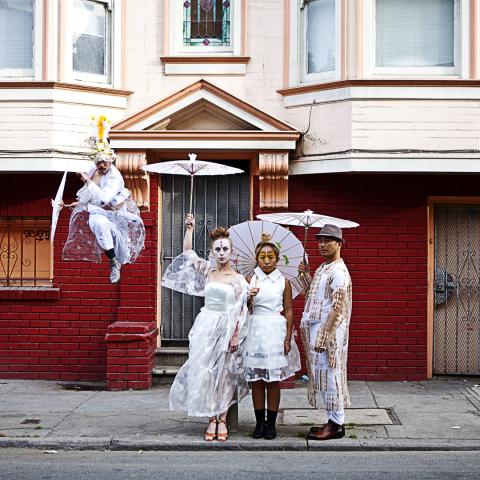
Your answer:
[433,205,480,375]
[161,165,250,344]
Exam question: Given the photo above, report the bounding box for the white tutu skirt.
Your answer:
[243,313,301,383]
[169,307,249,417]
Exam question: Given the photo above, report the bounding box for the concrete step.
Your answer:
[155,346,189,367]
[152,366,180,385]
[153,347,188,385]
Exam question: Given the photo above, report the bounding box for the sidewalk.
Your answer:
[1,377,479,451]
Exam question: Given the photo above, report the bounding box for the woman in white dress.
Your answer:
[244,234,301,440]
[162,214,249,442]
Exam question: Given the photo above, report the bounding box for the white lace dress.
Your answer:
[162,250,249,417]
[243,267,301,383]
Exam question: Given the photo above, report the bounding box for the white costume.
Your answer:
[63,165,145,264]
[300,259,352,425]
[163,250,249,417]
[244,267,301,383]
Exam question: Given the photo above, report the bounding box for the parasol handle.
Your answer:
[302,226,309,266]
[189,175,194,214]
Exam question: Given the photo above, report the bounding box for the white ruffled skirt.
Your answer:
[243,313,301,383]
[169,307,249,417]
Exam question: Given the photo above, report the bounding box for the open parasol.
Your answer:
[50,160,95,244]
[142,153,243,213]
[257,209,359,258]
[227,220,305,298]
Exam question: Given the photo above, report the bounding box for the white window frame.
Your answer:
[0,0,43,80]
[169,0,242,56]
[289,0,342,87]
[362,0,470,78]
[63,0,121,87]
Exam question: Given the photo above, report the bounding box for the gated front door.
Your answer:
[433,205,480,375]
[160,164,250,345]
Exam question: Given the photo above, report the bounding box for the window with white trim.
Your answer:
[0,0,34,78]
[300,0,341,83]
[72,0,112,83]
[364,0,467,77]
[170,0,241,55]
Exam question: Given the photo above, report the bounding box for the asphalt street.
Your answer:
[1,449,479,480]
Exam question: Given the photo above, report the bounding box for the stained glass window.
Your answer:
[183,0,231,47]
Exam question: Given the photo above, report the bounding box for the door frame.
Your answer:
[427,196,480,377]
[154,150,257,347]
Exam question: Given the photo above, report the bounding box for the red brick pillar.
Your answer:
[105,321,158,390]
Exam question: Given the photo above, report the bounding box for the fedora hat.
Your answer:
[315,224,343,242]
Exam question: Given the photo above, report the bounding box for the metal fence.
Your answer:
[0,217,52,287]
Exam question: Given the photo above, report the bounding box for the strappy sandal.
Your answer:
[204,417,217,442]
[216,418,228,442]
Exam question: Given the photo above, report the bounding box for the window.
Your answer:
[0,0,34,78]
[376,0,454,68]
[364,0,467,77]
[169,0,242,56]
[183,0,231,47]
[72,0,112,83]
[0,218,52,287]
[300,0,341,83]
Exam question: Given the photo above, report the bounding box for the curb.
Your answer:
[2,437,480,452]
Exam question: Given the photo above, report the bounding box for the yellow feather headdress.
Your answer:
[87,115,116,163]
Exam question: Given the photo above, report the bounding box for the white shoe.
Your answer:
[109,258,121,284]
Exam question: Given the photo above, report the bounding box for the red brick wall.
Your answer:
[3,170,479,383]
[287,172,480,381]
[0,173,158,384]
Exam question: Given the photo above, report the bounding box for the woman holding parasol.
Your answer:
[162,213,249,442]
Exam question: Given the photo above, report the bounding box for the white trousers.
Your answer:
[88,213,115,251]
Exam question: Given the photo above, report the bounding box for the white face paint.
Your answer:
[212,238,232,265]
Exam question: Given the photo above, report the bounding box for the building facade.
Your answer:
[1,0,479,388]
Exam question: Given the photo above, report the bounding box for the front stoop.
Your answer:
[153,346,189,385]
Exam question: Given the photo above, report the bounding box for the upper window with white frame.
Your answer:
[170,0,241,56]
[300,0,341,83]
[0,0,34,78]
[369,0,463,76]
[71,0,112,83]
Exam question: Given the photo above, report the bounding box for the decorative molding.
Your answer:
[113,80,296,132]
[278,78,480,96]
[110,131,300,141]
[115,152,150,210]
[258,152,289,210]
[160,56,250,64]
[0,81,133,96]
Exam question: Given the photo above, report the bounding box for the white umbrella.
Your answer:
[142,153,243,213]
[257,209,359,256]
[50,171,68,244]
[227,220,306,298]
[50,160,94,244]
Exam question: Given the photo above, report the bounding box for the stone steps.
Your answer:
[153,346,188,385]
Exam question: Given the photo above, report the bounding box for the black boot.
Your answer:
[264,409,277,440]
[252,409,265,439]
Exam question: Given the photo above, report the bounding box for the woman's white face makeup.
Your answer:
[212,239,232,265]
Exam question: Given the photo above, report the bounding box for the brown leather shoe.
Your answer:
[309,424,327,434]
[307,420,345,441]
